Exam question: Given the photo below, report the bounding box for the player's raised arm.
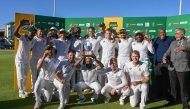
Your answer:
[74,52,85,69]
[14,18,25,38]
[36,49,49,70]
[92,55,104,70]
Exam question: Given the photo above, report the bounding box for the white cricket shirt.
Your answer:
[15,35,35,63]
[101,68,127,90]
[32,36,47,58]
[38,58,60,82]
[100,39,118,61]
[56,60,76,84]
[95,32,105,42]
[51,38,71,60]
[69,36,85,59]
[125,61,149,82]
[118,38,133,61]
[132,40,154,62]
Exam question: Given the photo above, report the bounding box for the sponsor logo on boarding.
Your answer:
[130,23,136,26]
[172,22,179,25]
[48,22,54,25]
[152,22,155,27]
[149,30,156,32]
[145,22,149,27]
[81,30,85,32]
[180,21,188,24]
[156,23,163,26]
[137,23,143,26]
[126,23,129,27]
[86,23,90,27]
[79,24,85,26]
[168,22,171,26]
[55,22,59,26]
[41,22,47,24]
[166,29,172,32]
[37,21,40,24]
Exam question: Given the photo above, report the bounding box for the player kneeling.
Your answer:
[100,58,130,105]
[54,50,76,109]
[34,45,60,109]
[74,53,104,104]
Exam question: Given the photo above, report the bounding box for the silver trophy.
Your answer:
[84,41,93,56]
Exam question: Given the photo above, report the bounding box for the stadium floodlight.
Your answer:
[179,0,182,15]
[53,0,56,17]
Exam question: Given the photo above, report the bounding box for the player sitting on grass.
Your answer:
[74,52,104,104]
[34,45,60,109]
[100,58,130,105]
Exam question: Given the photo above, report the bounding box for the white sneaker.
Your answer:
[119,99,124,105]
[104,95,111,103]
[34,101,41,109]
[91,90,94,93]
[19,93,28,98]
[24,91,30,95]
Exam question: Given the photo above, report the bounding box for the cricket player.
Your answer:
[99,28,118,87]
[117,28,133,69]
[100,58,130,105]
[54,50,76,109]
[125,50,149,109]
[132,32,154,64]
[96,22,106,42]
[74,53,104,104]
[69,27,85,92]
[50,29,71,61]
[34,45,59,109]
[14,19,36,98]
[30,27,47,92]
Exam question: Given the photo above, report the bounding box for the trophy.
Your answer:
[84,41,94,56]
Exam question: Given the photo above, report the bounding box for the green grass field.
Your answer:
[0,50,188,109]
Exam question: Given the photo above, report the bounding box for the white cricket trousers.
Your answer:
[34,78,54,103]
[130,83,148,109]
[54,79,70,108]
[117,56,130,70]
[75,81,101,99]
[101,84,130,100]
[70,68,81,90]
[30,57,40,91]
[99,59,110,88]
[15,62,29,94]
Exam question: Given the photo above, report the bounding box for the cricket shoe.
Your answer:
[19,93,28,98]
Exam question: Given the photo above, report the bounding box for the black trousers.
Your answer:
[154,63,172,101]
[169,70,189,107]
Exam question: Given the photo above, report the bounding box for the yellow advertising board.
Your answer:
[104,17,123,37]
[14,13,35,90]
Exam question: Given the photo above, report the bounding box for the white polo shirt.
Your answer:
[15,35,35,63]
[38,58,60,82]
[101,68,127,90]
[132,40,154,62]
[84,37,100,59]
[80,65,100,85]
[100,39,118,61]
[118,38,133,61]
[51,38,71,60]
[125,61,149,82]
[95,32,105,42]
[69,36,85,59]
[55,60,76,84]
[32,36,47,58]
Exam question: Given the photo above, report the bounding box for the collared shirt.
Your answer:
[51,38,71,60]
[38,58,60,82]
[15,35,35,63]
[100,68,127,90]
[118,38,133,61]
[100,39,118,61]
[125,61,149,82]
[132,40,154,63]
[32,36,47,58]
[69,36,85,59]
[56,60,76,84]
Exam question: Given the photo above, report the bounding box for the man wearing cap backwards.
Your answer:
[125,50,149,109]
[74,52,104,104]
[54,50,76,109]
[132,32,154,64]
[14,18,36,98]
[69,27,85,92]
[49,29,71,61]
[100,58,130,105]
[99,28,119,88]
[30,27,47,93]
[34,45,59,109]
[117,28,133,70]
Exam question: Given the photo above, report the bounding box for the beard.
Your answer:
[86,64,92,69]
